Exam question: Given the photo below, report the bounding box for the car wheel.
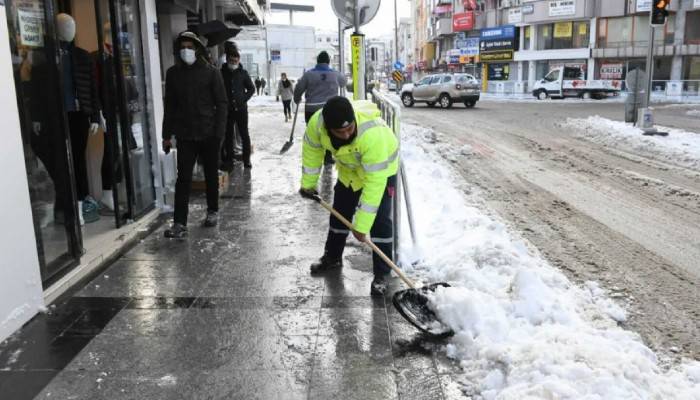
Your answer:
[439,94,453,109]
[401,93,414,107]
[536,90,548,100]
[464,100,476,108]
[427,102,436,108]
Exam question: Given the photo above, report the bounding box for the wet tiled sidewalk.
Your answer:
[0,101,465,399]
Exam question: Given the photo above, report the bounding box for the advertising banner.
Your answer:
[600,63,624,80]
[549,0,576,17]
[694,0,700,8]
[480,51,514,62]
[522,4,535,14]
[458,37,480,56]
[554,22,573,38]
[433,4,452,14]
[480,39,515,52]
[508,8,522,24]
[453,12,474,32]
[636,0,651,12]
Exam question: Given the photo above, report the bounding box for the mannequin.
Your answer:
[44,13,101,224]
[97,22,120,212]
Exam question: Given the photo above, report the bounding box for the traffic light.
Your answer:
[651,0,670,26]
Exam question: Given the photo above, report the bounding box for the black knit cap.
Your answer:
[322,96,355,130]
[317,51,330,64]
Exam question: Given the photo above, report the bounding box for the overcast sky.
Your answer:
[266,0,411,39]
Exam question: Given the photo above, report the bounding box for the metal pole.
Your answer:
[394,0,399,63]
[644,23,655,108]
[339,19,346,97]
[352,0,366,100]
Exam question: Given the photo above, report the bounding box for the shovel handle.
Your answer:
[289,103,300,141]
[313,195,416,289]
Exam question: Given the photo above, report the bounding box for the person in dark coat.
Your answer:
[260,77,266,95]
[162,31,228,238]
[220,48,255,170]
[255,76,261,95]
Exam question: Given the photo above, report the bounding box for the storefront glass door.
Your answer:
[5,0,82,283]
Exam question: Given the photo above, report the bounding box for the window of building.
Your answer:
[598,15,674,48]
[687,11,700,44]
[524,26,532,50]
[684,56,700,80]
[537,24,552,50]
[536,21,589,50]
[573,21,589,48]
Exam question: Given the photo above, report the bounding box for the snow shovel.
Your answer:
[279,103,300,154]
[310,194,454,337]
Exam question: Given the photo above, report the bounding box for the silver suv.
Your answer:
[401,73,480,109]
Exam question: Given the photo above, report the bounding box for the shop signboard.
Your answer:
[548,0,576,17]
[694,0,700,8]
[636,0,651,12]
[508,8,522,24]
[453,12,475,32]
[433,4,452,15]
[553,22,573,38]
[600,63,624,80]
[488,63,509,80]
[458,37,480,56]
[480,51,514,62]
[480,39,515,52]
[522,4,535,14]
[270,49,281,62]
[480,25,515,40]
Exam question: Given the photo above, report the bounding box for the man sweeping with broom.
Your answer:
[299,96,399,295]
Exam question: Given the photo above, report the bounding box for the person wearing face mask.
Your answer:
[220,48,255,170]
[276,73,294,122]
[162,31,228,238]
[298,96,399,296]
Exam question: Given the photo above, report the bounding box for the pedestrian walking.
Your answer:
[294,51,346,165]
[277,73,294,122]
[299,97,399,295]
[260,77,266,95]
[255,77,261,95]
[221,48,255,170]
[162,31,228,238]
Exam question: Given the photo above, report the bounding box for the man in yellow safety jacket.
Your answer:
[299,96,399,295]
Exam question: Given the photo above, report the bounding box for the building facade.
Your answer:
[409,0,700,95]
[0,0,265,342]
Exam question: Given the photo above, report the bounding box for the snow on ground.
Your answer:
[563,116,700,171]
[247,94,283,110]
[397,122,700,399]
[687,109,700,117]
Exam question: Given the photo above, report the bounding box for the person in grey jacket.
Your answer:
[277,72,295,122]
[294,51,347,165]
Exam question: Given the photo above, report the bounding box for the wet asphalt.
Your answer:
[0,100,464,400]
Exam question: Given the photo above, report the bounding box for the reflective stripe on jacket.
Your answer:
[301,100,399,234]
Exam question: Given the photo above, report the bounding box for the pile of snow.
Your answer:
[397,123,700,399]
[563,116,700,171]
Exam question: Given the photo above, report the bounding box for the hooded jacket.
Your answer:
[162,33,227,141]
[293,64,347,113]
[221,63,255,110]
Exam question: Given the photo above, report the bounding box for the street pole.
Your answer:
[643,24,655,109]
[352,0,366,100]
[339,19,346,96]
[394,0,400,92]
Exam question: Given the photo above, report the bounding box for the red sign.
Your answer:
[433,4,453,14]
[453,12,474,32]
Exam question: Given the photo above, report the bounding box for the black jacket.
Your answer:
[162,59,228,141]
[221,63,255,110]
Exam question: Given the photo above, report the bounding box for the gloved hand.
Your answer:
[89,123,100,136]
[162,139,172,154]
[299,188,318,200]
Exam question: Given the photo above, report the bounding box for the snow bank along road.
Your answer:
[401,100,700,363]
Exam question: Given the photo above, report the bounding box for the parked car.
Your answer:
[400,73,480,108]
[387,80,397,91]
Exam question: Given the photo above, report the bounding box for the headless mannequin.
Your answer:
[34,14,100,224]
[98,22,119,211]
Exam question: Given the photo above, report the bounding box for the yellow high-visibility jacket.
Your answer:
[301,100,399,234]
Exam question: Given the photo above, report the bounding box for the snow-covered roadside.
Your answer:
[563,116,700,171]
[397,123,700,399]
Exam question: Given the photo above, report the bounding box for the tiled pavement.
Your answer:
[0,101,467,399]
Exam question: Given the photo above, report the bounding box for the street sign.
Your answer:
[394,61,404,70]
[332,0,381,28]
[392,70,403,82]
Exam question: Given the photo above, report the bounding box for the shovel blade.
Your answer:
[392,283,453,337]
[279,140,294,154]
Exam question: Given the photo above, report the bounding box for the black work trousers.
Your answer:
[325,175,396,278]
[101,129,123,190]
[174,137,221,225]
[304,109,333,165]
[222,107,250,165]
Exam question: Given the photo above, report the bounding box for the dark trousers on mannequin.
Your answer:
[222,107,250,166]
[67,111,90,200]
[174,137,221,226]
[304,109,333,165]
[324,175,396,278]
[101,130,123,190]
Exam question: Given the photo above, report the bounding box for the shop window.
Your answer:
[686,11,700,45]
[552,22,573,49]
[573,21,589,48]
[684,57,700,80]
[604,16,633,48]
[537,24,552,50]
[524,25,531,50]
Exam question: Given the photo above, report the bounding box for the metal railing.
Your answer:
[370,89,417,264]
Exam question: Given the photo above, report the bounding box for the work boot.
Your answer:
[203,211,218,227]
[309,255,342,275]
[370,275,389,296]
[165,223,188,238]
